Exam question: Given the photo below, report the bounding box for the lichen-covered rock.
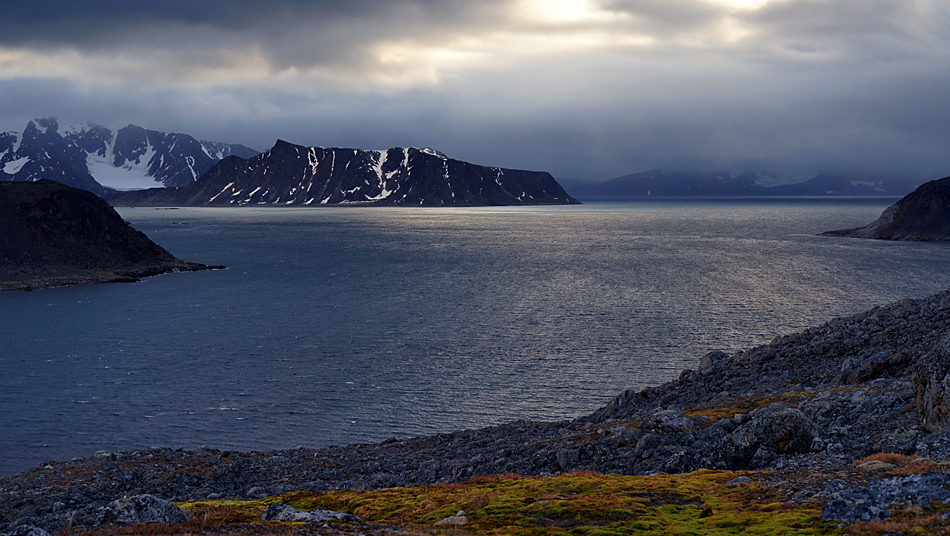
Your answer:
[913,331,950,432]
[261,503,361,523]
[96,495,190,526]
[821,473,950,524]
[3,526,51,536]
[719,407,815,468]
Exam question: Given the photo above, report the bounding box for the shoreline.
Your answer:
[6,288,950,532]
[0,262,224,293]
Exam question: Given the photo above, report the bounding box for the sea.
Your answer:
[3,199,950,477]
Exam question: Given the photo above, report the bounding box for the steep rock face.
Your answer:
[0,118,258,193]
[824,176,950,241]
[109,140,580,207]
[0,180,215,290]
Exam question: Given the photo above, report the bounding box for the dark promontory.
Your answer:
[0,180,216,291]
[108,140,579,207]
[824,175,950,241]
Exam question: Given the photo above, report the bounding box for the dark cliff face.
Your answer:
[0,180,212,290]
[823,176,950,241]
[109,140,580,207]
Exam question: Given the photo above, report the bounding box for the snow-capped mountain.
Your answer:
[0,118,258,194]
[109,139,579,207]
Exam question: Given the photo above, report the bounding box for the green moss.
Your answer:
[178,470,838,535]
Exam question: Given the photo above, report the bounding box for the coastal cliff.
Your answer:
[0,180,218,291]
[7,289,950,533]
[824,175,950,241]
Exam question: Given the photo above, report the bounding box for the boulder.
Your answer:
[720,406,815,468]
[434,511,468,525]
[261,503,361,523]
[96,495,190,526]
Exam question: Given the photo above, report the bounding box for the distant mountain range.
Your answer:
[0,118,258,195]
[108,139,579,207]
[562,169,925,199]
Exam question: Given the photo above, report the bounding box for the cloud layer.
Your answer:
[1,0,948,180]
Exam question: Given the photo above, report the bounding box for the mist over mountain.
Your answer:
[0,117,258,194]
[564,169,925,200]
[109,139,579,207]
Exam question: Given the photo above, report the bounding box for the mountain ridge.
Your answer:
[0,117,259,193]
[108,139,580,207]
[564,169,925,199]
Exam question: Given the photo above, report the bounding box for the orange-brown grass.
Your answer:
[852,453,919,467]
[847,513,947,536]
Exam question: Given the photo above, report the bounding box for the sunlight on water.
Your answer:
[2,200,950,475]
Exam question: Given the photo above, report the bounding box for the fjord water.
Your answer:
[3,201,950,476]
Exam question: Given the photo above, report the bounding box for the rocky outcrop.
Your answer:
[0,180,218,291]
[913,331,950,432]
[95,495,190,526]
[824,176,950,241]
[821,473,950,524]
[261,504,361,523]
[108,139,579,207]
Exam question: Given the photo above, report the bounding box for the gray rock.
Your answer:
[96,494,190,526]
[725,476,752,485]
[261,503,361,523]
[246,486,271,499]
[3,526,51,536]
[822,473,950,524]
[698,351,730,373]
[632,433,661,458]
[646,409,695,433]
[556,448,579,472]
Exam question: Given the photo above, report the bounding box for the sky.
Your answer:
[0,0,948,181]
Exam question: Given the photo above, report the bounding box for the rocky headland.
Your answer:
[108,139,580,207]
[7,289,950,533]
[0,180,219,291]
[824,175,950,241]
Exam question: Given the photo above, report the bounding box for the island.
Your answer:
[0,180,219,291]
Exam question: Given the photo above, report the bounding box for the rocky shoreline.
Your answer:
[7,289,950,534]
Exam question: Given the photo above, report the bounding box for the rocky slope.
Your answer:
[108,140,579,207]
[0,118,258,193]
[6,288,950,532]
[824,175,950,240]
[0,180,218,291]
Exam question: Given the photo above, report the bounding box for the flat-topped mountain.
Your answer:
[0,180,218,291]
[823,175,950,241]
[0,117,258,193]
[109,139,579,207]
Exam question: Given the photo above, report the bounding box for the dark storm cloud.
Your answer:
[1,0,949,180]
